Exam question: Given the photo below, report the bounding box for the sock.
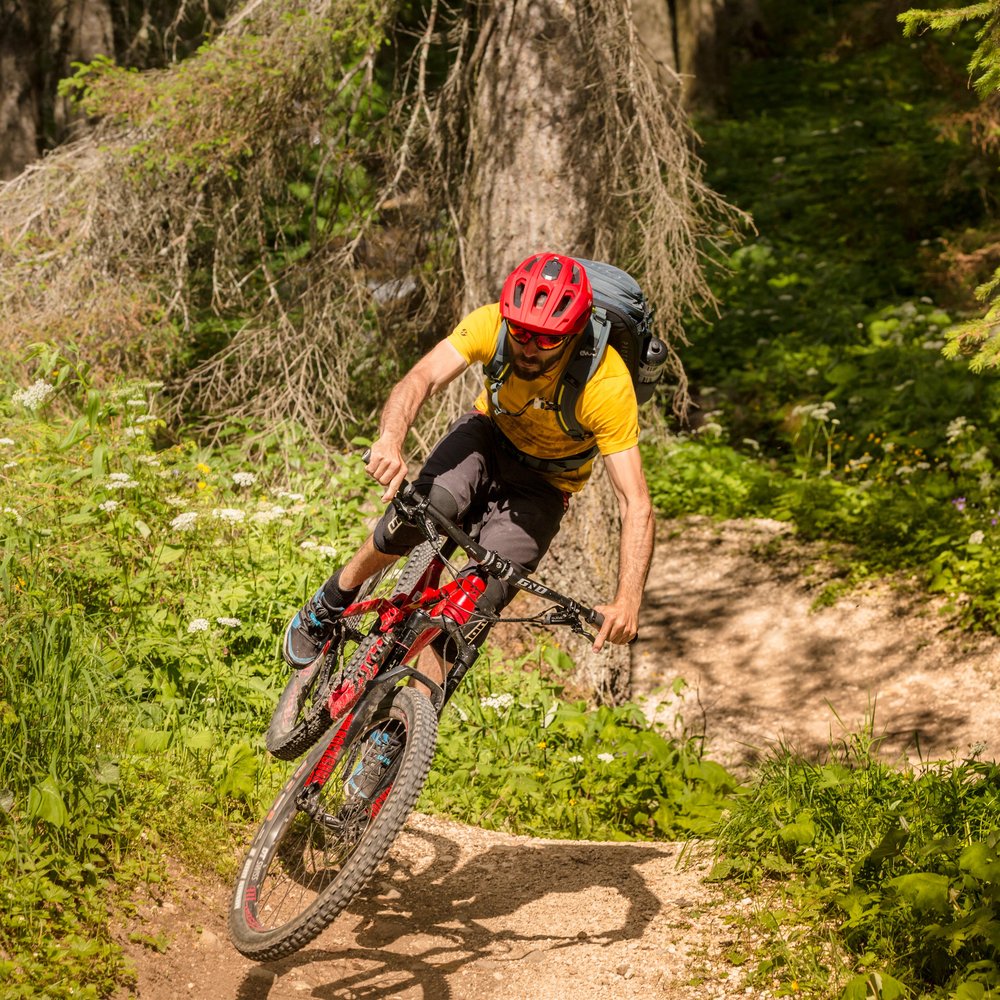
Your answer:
[316,568,360,616]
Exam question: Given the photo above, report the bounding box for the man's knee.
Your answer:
[372,484,460,556]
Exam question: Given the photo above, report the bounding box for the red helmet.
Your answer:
[500,253,593,337]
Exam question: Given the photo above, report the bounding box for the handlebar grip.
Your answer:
[587,609,605,629]
[362,447,372,464]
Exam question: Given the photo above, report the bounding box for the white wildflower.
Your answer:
[136,454,160,465]
[480,693,515,712]
[212,508,245,523]
[126,399,146,408]
[232,472,257,488]
[315,545,338,558]
[277,491,305,502]
[3,461,17,469]
[98,500,120,514]
[969,530,986,546]
[251,504,286,525]
[216,617,242,627]
[946,416,971,443]
[300,540,319,550]
[187,618,210,633]
[165,496,188,507]
[597,752,615,763]
[170,512,198,531]
[3,506,22,524]
[568,755,584,764]
[0,438,13,446]
[105,473,139,489]
[11,380,55,411]
[123,427,145,440]
[135,414,159,424]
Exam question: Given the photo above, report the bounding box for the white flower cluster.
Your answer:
[106,472,139,490]
[170,512,198,531]
[164,496,188,507]
[99,500,120,514]
[0,438,14,446]
[252,503,286,525]
[596,752,615,763]
[480,693,514,712]
[216,616,242,627]
[212,508,245,523]
[969,530,986,546]
[947,416,972,444]
[123,427,145,440]
[136,454,160,466]
[277,490,305,502]
[187,618,210,633]
[792,400,837,424]
[3,506,22,524]
[232,472,257,488]
[300,540,337,558]
[12,380,55,411]
[126,399,146,408]
[135,414,159,425]
[567,755,584,764]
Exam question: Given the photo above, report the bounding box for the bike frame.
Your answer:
[298,479,604,806]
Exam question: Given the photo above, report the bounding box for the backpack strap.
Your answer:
[485,319,513,416]
[553,309,612,441]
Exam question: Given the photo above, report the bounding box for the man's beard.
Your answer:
[511,351,564,380]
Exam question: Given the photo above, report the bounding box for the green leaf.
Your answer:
[887,872,951,915]
[134,519,151,539]
[28,778,68,827]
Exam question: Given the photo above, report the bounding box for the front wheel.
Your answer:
[229,686,438,961]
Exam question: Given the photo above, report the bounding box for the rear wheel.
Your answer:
[230,686,438,961]
[266,541,443,761]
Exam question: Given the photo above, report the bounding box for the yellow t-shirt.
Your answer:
[447,303,639,493]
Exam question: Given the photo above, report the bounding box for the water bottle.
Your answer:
[635,337,668,404]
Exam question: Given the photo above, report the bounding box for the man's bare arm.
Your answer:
[592,445,654,651]
[366,339,468,502]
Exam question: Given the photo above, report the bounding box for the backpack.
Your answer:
[484,258,667,470]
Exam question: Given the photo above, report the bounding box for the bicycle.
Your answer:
[228,474,604,961]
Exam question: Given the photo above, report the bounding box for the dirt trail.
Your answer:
[116,516,1000,1000]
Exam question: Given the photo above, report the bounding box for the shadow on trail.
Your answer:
[234,827,670,1000]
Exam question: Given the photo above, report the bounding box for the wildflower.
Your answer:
[568,755,583,764]
[3,507,22,524]
[216,617,242,627]
[315,545,338,558]
[105,474,139,489]
[969,531,985,545]
[123,427,145,440]
[212,508,245,523]
[170,512,198,531]
[300,540,319,550]
[165,496,188,507]
[0,438,13,446]
[135,414,159,424]
[98,500,120,514]
[953,497,967,512]
[136,454,161,465]
[597,752,615,763]
[126,399,146,408]
[2,461,17,469]
[187,618,210,633]
[232,472,257,488]
[277,491,305,502]
[11,380,55,411]
[195,462,211,475]
[251,504,286,525]
[537,741,547,750]
[480,693,515,711]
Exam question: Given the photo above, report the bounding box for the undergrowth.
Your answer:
[713,729,1000,999]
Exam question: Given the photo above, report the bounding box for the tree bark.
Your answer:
[457,0,631,703]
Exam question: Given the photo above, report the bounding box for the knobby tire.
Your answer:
[265,541,440,761]
[229,685,438,961]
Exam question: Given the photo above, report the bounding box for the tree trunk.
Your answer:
[457,0,631,703]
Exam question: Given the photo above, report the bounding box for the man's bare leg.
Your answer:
[338,535,400,590]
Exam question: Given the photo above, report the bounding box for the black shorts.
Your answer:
[373,412,569,609]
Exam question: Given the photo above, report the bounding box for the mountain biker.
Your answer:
[283,251,655,689]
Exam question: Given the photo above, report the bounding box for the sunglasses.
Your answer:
[507,323,571,351]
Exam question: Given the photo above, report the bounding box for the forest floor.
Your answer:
[113,516,1000,1000]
